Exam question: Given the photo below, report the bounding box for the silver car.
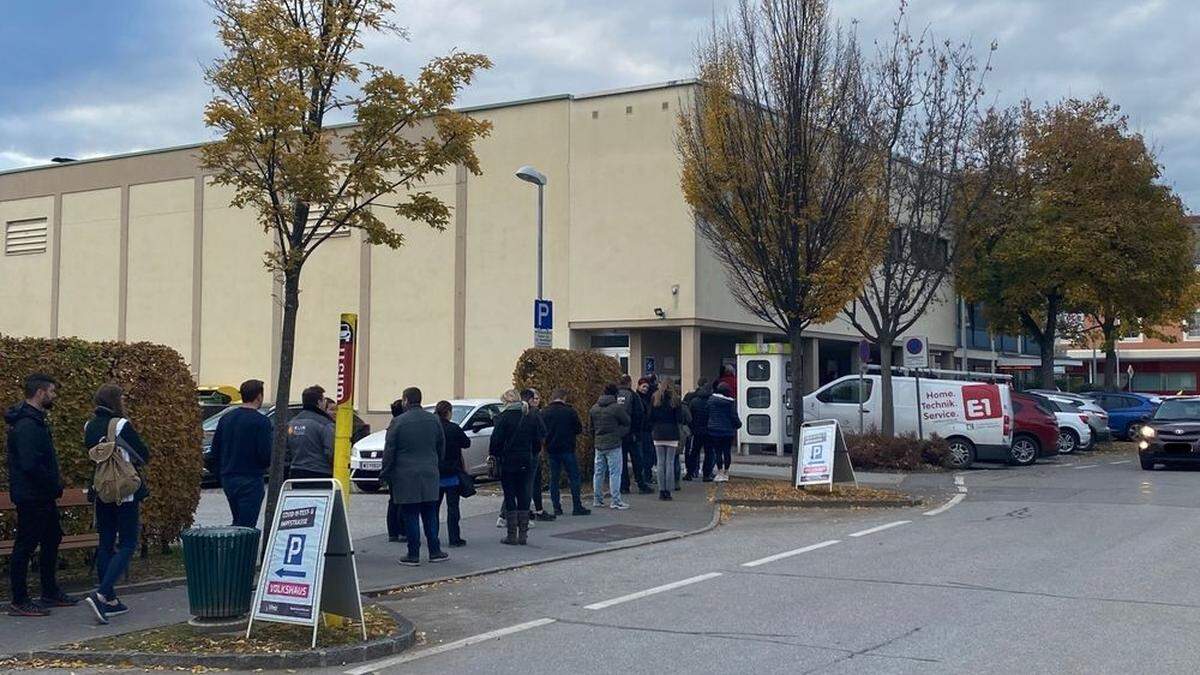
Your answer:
[1028,390,1110,447]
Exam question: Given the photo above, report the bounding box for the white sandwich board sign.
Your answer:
[248,479,366,647]
[796,419,858,490]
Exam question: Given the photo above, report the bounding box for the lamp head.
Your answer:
[515,165,547,186]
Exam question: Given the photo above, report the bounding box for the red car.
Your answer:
[1010,392,1060,466]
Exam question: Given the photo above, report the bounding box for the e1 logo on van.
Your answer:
[962,385,1001,420]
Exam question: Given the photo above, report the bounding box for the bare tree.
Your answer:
[843,10,1007,436]
[678,0,887,481]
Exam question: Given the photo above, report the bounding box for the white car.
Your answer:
[349,398,502,492]
[1036,395,1093,454]
[1029,390,1110,445]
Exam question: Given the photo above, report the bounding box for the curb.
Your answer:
[364,491,724,597]
[22,605,416,671]
[716,497,922,508]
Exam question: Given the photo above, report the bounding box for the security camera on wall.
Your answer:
[654,308,666,319]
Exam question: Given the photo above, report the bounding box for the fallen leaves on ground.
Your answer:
[1088,441,1137,456]
[64,606,396,655]
[712,478,912,504]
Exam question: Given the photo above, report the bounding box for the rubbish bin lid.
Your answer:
[182,526,259,538]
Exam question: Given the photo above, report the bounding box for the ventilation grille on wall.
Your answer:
[305,214,350,240]
[4,218,48,255]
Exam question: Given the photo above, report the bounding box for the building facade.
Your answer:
[0,80,1009,425]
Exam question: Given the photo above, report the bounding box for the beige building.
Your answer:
[0,80,1001,426]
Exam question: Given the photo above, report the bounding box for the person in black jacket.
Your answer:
[82,384,150,625]
[683,378,711,481]
[649,381,689,500]
[4,373,77,617]
[489,389,542,545]
[208,379,272,528]
[435,400,470,548]
[615,375,650,494]
[542,389,590,516]
[637,378,656,487]
[385,398,406,543]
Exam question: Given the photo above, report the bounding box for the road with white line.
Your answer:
[345,452,1200,675]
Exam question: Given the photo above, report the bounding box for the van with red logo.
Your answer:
[802,372,1014,469]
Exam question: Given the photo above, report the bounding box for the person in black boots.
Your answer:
[636,378,656,488]
[435,400,470,547]
[490,389,541,545]
[542,388,590,516]
[615,375,650,494]
[522,389,554,522]
[649,381,688,500]
[5,373,78,617]
[683,378,712,481]
[385,398,406,543]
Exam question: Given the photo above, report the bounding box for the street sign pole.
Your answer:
[333,314,357,505]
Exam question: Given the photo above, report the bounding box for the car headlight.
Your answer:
[1139,440,1149,450]
[1141,426,1156,439]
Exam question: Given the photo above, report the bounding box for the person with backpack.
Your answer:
[4,373,77,618]
[707,382,742,482]
[82,384,150,625]
[614,375,649,494]
[489,389,543,544]
[649,381,689,500]
[542,388,589,516]
[208,379,272,528]
[683,378,712,481]
[286,385,335,480]
[590,383,631,510]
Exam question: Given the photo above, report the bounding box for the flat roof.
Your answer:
[0,79,698,179]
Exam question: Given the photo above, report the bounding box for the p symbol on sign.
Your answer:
[285,534,305,566]
[533,299,553,331]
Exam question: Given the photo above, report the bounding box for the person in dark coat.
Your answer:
[614,375,649,494]
[684,378,712,481]
[649,381,689,500]
[208,379,271,528]
[435,400,470,548]
[385,399,405,543]
[707,382,742,482]
[523,388,555,522]
[636,377,656,487]
[286,385,335,479]
[4,374,77,617]
[82,384,151,624]
[590,384,631,509]
[381,387,446,566]
[489,389,543,545]
[542,389,589,516]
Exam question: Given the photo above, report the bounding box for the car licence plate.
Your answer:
[361,460,382,470]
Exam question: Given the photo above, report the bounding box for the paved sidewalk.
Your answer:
[0,479,717,658]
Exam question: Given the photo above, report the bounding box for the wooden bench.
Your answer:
[0,489,100,556]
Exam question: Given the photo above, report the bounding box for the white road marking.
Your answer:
[584,573,723,610]
[923,492,966,516]
[741,540,841,568]
[954,474,966,487]
[848,520,912,538]
[1074,464,1099,470]
[1049,463,1074,468]
[344,618,557,674]
[1110,460,1132,465]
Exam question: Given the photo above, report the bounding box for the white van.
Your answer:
[803,374,1013,469]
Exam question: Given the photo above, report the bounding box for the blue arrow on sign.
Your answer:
[275,568,306,579]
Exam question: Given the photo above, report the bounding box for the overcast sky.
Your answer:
[1,0,1196,210]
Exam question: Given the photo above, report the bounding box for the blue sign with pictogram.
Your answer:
[533,299,553,330]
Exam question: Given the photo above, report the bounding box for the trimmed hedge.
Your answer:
[512,348,624,477]
[0,336,203,546]
[845,432,949,471]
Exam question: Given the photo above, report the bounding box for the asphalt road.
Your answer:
[341,450,1200,675]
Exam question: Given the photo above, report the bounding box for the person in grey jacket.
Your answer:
[287,386,335,479]
[590,384,631,510]
[380,387,446,566]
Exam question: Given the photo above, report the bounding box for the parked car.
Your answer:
[200,404,371,487]
[803,374,1013,470]
[1027,390,1110,445]
[1010,392,1060,466]
[348,398,502,493]
[1136,396,1200,470]
[1028,393,1093,454]
[1079,391,1162,440]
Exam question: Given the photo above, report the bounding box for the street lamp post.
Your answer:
[515,165,547,299]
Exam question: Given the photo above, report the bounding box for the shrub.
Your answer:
[845,432,948,471]
[512,348,624,478]
[0,336,202,547]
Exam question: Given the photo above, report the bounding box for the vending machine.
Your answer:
[735,343,793,456]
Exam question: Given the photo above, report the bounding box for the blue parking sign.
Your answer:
[534,299,553,330]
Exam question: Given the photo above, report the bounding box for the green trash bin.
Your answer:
[181,526,259,619]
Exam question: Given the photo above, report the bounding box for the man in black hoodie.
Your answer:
[4,373,77,617]
[682,378,711,481]
[615,375,650,494]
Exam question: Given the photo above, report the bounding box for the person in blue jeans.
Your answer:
[589,384,631,509]
[208,379,272,528]
[82,384,151,624]
[542,389,590,516]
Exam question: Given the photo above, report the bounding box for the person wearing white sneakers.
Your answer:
[589,383,632,510]
[706,382,741,482]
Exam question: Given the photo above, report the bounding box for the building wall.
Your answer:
[0,196,54,337]
[58,188,122,341]
[127,179,194,360]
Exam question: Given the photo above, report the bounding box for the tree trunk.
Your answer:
[1039,296,1060,389]
[262,266,301,559]
[788,324,805,486]
[1104,342,1118,391]
[878,334,895,437]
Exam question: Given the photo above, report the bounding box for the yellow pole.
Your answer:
[333,313,358,504]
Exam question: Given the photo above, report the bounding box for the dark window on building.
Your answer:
[747,414,771,436]
[747,387,771,409]
[746,360,770,382]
